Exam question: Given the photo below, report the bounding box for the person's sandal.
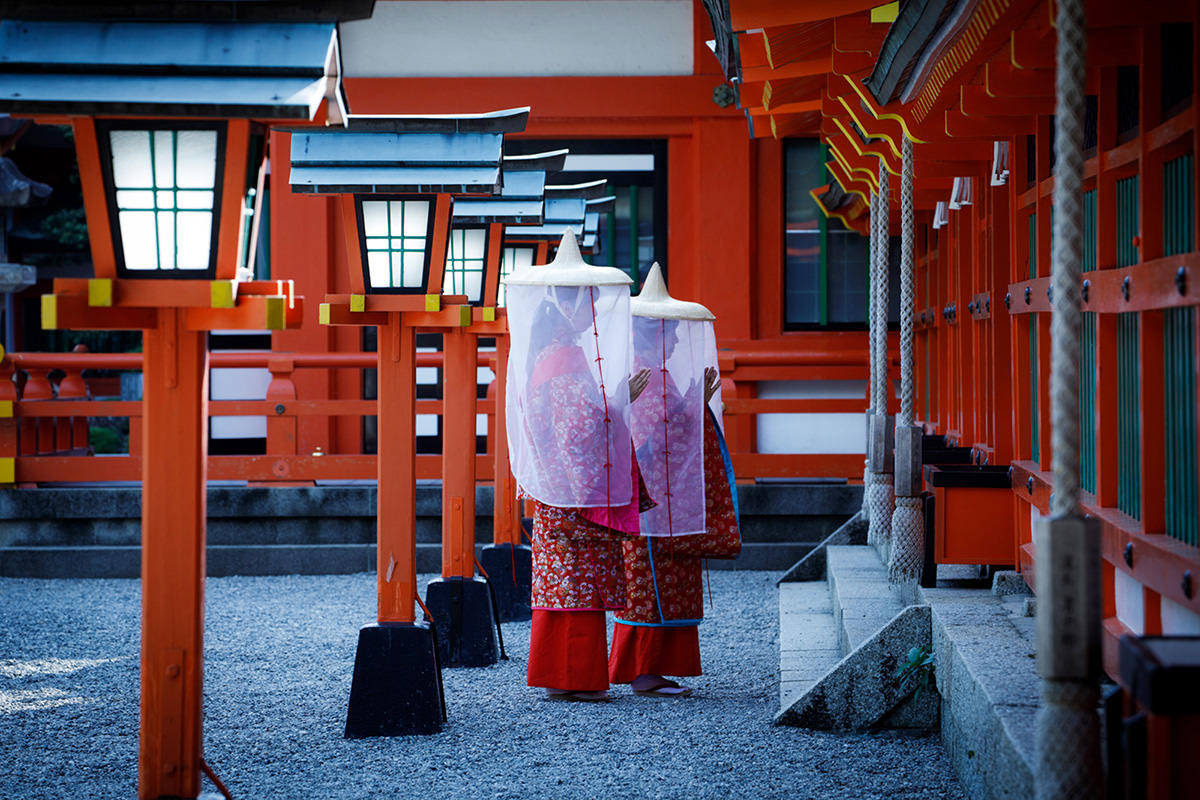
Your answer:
[632,677,693,698]
[545,689,610,702]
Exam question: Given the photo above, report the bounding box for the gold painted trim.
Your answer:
[88,279,113,308]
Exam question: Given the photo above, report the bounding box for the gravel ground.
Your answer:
[1,571,964,800]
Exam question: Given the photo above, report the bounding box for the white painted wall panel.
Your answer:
[340,1,693,77]
[1114,569,1146,636]
[210,367,271,439]
[754,380,867,455]
[1161,597,1200,635]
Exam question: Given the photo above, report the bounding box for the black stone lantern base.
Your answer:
[479,543,533,622]
[423,576,499,667]
[344,622,444,738]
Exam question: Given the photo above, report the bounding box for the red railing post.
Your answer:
[57,344,91,453]
[0,352,16,483]
[21,367,53,455]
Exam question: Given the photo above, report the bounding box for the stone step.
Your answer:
[778,581,841,707]
[826,545,905,653]
[0,539,816,579]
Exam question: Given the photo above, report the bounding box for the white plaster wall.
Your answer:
[1161,596,1200,635]
[754,380,867,455]
[1114,568,1146,636]
[340,1,694,77]
[210,366,271,439]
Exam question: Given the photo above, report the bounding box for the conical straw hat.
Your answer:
[630,263,715,320]
[502,230,632,287]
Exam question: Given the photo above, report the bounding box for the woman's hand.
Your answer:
[704,366,720,404]
[629,368,651,403]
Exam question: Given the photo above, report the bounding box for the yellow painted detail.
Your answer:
[762,81,773,112]
[350,294,366,312]
[425,294,440,312]
[481,307,496,323]
[41,294,58,330]
[210,280,235,309]
[264,296,286,330]
[761,30,775,70]
[318,302,331,325]
[457,305,471,327]
[0,343,5,361]
[0,457,13,484]
[769,115,778,140]
[870,2,899,23]
[842,75,925,145]
[87,278,113,307]
[0,400,11,418]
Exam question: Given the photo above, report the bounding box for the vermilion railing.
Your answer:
[0,347,872,485]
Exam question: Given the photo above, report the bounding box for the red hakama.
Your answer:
[527,609,610,692]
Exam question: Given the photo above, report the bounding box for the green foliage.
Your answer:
[38,207,89,250]
[896,645,935,699]
[88,425,125,454]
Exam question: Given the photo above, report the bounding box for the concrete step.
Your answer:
[777,581,841,707]
[826,545,905,653]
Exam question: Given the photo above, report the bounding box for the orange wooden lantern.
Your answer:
[290,108,529,732]
[0,10,358,799]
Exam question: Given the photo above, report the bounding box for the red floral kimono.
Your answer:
[609,411,740,683]
[523,342,651,691]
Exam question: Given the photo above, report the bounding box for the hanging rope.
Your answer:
[890,136,923,583]
[867,161,893,548]
[1035,0,1102,795]
[863,188,879,519]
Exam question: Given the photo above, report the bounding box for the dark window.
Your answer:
[1084,95,1098,153]
[502,139,667,287]
[1162,23,1194,118]
[1117,65,1140,140]
[783,139,875,329]
[1025,134,1037,187]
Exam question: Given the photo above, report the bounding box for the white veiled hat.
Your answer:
[630,263,715,321]
[502,229,632,287]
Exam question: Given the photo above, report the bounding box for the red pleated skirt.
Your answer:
[608,622,702,684]
[526,609,610,692]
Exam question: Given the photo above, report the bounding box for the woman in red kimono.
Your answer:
[502,233,648,701]
[609,264,741,697]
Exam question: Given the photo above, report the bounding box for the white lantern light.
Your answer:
[100,123,224,276]
[357,197,433,292]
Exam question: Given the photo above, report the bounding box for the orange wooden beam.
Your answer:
[730,0,879,32]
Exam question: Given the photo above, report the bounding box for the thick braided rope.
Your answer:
[873,164,890,414]
[1035,0,1101,797]
[1049,0,1085,519]
[889,137,922,583]
[864,189,880,516]
[868,161,893,547]
[889,496,923,582]
[897,138,915,428]
[1036,681,1103,800]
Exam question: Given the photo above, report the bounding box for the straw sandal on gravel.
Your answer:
[632,676,693,698]
[544,689,610,702]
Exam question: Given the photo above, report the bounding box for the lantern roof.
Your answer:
[452,167,549,224]
[586,195,617,214]
[0,20,346,121]
[631,263,715,321]
[544,197,587,224]
[503,149,569,172]
[544,179,609,200]
[288,109,529,195]
[503,230,630,287]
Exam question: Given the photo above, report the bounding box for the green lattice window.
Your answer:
[442,226,488,303]
[1080,189,1097,494]
[1029,212,1039,461]
[497,245,535,308]
[358,198,432,292]
[1163,153,1196,545]
[1116,174,1141,518]
[100,124,225,276]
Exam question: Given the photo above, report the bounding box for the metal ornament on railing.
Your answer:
[889,136,923,584]
[1034,0,1104,795]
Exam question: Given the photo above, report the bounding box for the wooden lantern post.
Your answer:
[0,13,357,797]
[287,108,529,734]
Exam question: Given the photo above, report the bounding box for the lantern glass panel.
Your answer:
[104,125,222,275]
[497,245,535,307]
[443,226,488,303]
[360,199,432,291]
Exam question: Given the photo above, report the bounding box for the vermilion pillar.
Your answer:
[377,316,417,623]
[441,327,478,578]
[139,308,208,800]
[491,337,521,547]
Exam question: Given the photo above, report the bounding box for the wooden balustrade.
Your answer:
[0,347,873,486]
